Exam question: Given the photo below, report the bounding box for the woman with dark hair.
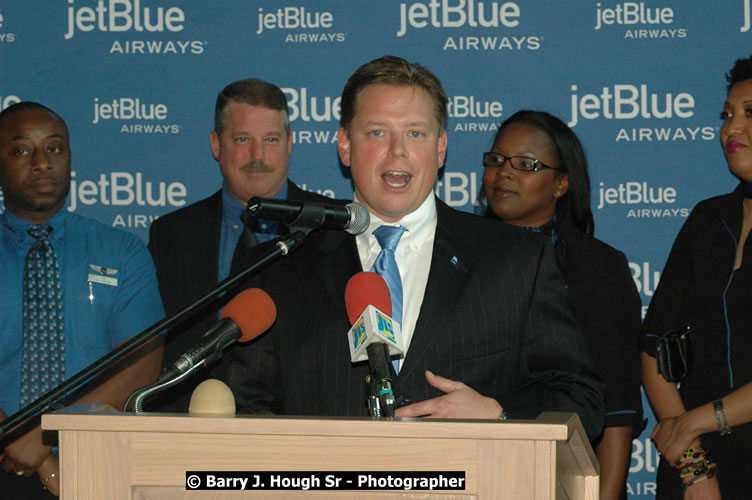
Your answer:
[480,110,642,500]
[641,55,752,499]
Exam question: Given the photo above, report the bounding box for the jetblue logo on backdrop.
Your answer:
[450,96,504,117]
[598,182,690,219]
[65,0,185,38]
[568,84,715,142]
[594,2,687,39]
[64,0,205,55]
[398,0,520,35]
[742,0,751,32]
[284,88,341,123]
[628,437,659,495]
[284,88,341,145]
[92,97,180,134]
[0,9,17,43]
[67,170,187,228]
[629,261,661,299]
[256,7,346,43]
[397,1,541,51]
[435,171,481,209]
[450,95,503,133]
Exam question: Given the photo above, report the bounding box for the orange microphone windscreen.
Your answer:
[220,288,277,342]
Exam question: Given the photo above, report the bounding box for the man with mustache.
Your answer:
[0,102,164,497]
[148,79,335,412]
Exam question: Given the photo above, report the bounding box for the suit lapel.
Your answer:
[189,191,223,292]
[398,200,472,380]
[315,230,362,308]
[311,230,366,407]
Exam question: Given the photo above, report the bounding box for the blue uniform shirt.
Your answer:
[0,208,165,415]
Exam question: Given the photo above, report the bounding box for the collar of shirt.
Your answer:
[220,181,289,239]
[355,193,437,272]
[1,207,68,249]
[218,181,290,281]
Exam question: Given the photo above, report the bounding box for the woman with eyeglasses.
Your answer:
[640,55,752,500]
[480,110,642,500]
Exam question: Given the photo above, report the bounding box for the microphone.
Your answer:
[345,272,404,362]
[162,288,277,381]
[188,379,236,418]
[344,272,404,417]
[246,197,370,235]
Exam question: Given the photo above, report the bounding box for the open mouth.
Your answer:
[383,171,410,188]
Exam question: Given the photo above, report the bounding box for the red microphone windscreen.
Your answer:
[344,272,392,325]
[220,288,277,342]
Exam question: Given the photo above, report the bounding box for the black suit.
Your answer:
[147,180,334,411]
[217,198,605,439]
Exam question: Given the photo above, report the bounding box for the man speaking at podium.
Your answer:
[217,56,605,439]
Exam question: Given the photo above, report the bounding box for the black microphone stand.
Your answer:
[365,344,397,418]
[0,203,328,445]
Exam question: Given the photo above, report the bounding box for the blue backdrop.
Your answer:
[2,1,750,496]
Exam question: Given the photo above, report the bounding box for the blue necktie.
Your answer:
[20,225,65,406]
[371,225,407,373]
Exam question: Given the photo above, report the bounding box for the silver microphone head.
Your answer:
[344,202,370,235]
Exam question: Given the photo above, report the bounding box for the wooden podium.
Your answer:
[42,407,598,499]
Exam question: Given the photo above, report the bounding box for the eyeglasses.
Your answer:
[482,152,563,172]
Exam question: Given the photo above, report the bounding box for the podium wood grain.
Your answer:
[43,408,598,500]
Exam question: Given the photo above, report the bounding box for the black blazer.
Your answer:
[554,216,643,433]
[217,198,606,439]
[147,180,334,411]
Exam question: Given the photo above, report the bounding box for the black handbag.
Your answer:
[655,326,692,382]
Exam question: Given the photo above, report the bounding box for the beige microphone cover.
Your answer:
[188,378,236,417]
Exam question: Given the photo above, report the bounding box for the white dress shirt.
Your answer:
[355,194,437,368]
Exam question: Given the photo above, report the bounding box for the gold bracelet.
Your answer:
[42,470,58,488]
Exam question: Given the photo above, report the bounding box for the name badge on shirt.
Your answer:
[88,264,119,286]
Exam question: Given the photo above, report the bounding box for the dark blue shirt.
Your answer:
[218,182,288,281]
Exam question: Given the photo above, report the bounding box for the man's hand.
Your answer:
[1,425,51,476]
[394,370,502,419]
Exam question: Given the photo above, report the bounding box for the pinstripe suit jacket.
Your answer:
[147,180,333,411]
[218,197,605,439]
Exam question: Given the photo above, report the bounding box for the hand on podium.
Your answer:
[394,370,503,419]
